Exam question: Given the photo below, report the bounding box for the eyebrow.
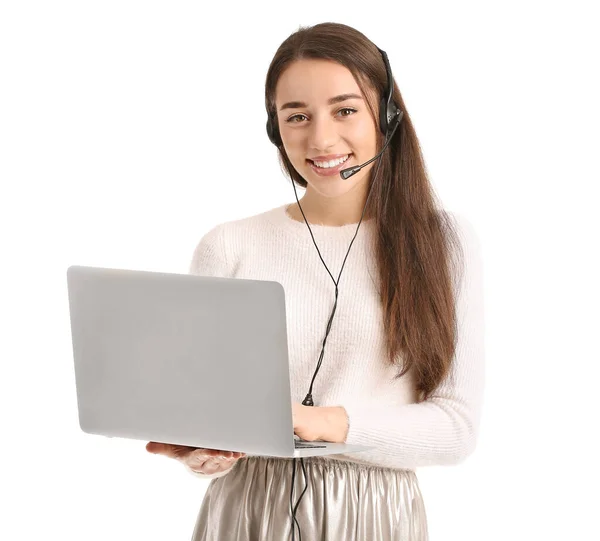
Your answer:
[279,93,364,111]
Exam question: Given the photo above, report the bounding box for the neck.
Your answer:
[288,187,374,226]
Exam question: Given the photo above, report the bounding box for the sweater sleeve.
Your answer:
[342,213,485,470]
[186,224,238,480]
[188,224,231,277]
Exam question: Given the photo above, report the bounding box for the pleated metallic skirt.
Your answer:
[191,455,429,541]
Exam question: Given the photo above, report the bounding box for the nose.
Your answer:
[308,112,339,152]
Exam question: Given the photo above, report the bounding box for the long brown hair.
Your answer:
[264,22,464,402]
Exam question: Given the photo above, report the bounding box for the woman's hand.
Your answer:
[145,442,245,475]
[292,403,349,443]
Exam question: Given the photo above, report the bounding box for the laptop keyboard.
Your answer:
[294,440,327,449]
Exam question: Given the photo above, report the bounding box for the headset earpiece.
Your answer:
[376,47,402,137]
[266,112,283,147]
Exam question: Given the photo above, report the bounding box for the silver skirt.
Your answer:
[191,455,429,541]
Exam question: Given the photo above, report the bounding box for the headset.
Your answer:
[266,46,404,541]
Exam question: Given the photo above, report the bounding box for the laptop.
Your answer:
[66,265,373,458]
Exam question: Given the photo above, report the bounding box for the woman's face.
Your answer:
[274,59,379,202]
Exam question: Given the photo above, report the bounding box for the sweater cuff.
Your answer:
[342,402,374,446]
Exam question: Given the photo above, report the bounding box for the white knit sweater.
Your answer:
[187,203,485,479]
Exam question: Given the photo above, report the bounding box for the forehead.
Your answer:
[275,59,363,106]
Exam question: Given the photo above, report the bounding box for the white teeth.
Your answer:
[312,154,350,168]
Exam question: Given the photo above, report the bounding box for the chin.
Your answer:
[310,181,361,200]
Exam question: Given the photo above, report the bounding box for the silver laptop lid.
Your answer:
[67,265,296,456]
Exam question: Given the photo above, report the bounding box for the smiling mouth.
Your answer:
[307,154,352,168]
[306,154,354,176]
[306,152,354,171]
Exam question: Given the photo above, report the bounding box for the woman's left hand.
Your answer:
[292,402,349,443]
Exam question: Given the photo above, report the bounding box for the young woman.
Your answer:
[146,22,485,541]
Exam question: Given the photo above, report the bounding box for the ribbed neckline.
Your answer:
[270,203,375,238]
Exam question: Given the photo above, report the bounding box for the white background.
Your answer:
[1,1,598,540]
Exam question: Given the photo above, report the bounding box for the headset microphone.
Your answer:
[339,109,403,179]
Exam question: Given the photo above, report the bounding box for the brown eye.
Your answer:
[338,107,357,117]
[287,114,307,123]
